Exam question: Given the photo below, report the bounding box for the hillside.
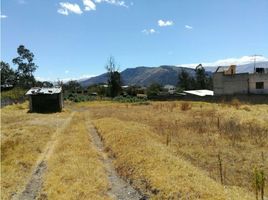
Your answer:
[79,61,268,87]
[79,65,196,87]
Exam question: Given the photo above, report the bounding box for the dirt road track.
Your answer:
[13,112,75,200]
[86,120,145,200]
[12,108,145,200]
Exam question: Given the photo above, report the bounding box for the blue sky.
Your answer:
[1,0,268,81]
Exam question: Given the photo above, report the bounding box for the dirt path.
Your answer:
[86,120,145,200]
[12,107,144,200]
[13,112,75,200]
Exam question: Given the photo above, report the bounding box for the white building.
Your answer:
[164,85,176,94]
[213,65,268,95]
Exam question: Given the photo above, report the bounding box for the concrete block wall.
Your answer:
[249,73,268,94]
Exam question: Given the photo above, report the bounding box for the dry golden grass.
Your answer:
[79,100,268,198]
[40,112,111,200]
[1,102,71,200]
[93,118,254,199]
[2,100,267,199]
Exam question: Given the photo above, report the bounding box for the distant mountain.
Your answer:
[79,62,268,87]
[79,65,196,87]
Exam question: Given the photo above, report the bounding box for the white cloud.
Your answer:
[185,25,193,30]
[18,0,27,4]
[158,20,174,27]
[0,14,7,19]
[179,56,268,68]
[94,0,128,8]
[83,0,96,11]
[58,2,83,15]
[65,70,70,74]
[36,74,96,83]
[142,29,156,35]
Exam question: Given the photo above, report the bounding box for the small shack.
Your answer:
[26,87,63,112]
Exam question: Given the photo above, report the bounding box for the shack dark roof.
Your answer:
[26,87,62,96]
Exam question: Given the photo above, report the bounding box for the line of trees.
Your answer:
[64,60,212,99]
[1,45,39,89]
[178,64,213,90]
[2,47,212,97]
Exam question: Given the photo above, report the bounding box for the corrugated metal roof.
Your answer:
[184,90,214,97]
[26,87,62,95]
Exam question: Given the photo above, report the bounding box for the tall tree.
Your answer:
[195,64,207,89]
[178,69,192,90]
[12,45,38,88]
[0,61,16,85]
[105,56,122,97]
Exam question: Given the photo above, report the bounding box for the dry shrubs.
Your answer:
[93,118,254,200]
[85,100,268,194]
[180,102,192,111]
[253,167,265,200]
[230,98,242,109]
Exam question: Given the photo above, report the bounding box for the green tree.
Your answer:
[178,69,192,90]
[146,83,162,96]
[0,61,16,85]
[126,85,140,96]
[195,64,213,89]
[35,81,54,87]
[12,45,38,88]
[106,57,122,97]
[63,80,81,91]
[195,64,207,89]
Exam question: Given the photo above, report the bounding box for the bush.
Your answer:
[230,98,242,109]
[1,87,26,100]
[65,92,97,102]
[180,102,192,111]
[113,96,148,103]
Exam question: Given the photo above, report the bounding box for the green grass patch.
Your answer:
[1,88,27,100]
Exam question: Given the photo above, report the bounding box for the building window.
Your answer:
[256,82,264,89]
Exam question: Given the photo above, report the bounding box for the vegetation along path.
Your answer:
[13,112,75,200]
[86,117,144,200]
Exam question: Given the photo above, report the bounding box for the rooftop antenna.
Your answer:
[251,54,262,73]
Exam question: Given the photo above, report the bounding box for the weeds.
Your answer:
[217,152,224,184]
[84,100,268,194]
[253,167,265,200]
[230,98,242,109]
[180,102,192,111]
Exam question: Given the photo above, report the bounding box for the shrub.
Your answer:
[180,102,192,111]
[230,98,242,109]
[1,87,26,100]
[113,96,148,103]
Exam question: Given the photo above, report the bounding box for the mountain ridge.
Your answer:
[79,61,268,87]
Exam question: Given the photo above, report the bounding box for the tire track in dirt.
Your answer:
[13,112,75,200]
[86,119,145,200]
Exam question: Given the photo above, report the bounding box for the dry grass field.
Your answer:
[40,112,111,200]
[79,100,267,199]
[1,103,111,200]
[1,100,267,199]
[1,103,71,199]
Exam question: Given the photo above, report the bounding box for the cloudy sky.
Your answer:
[1,0,268,81]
